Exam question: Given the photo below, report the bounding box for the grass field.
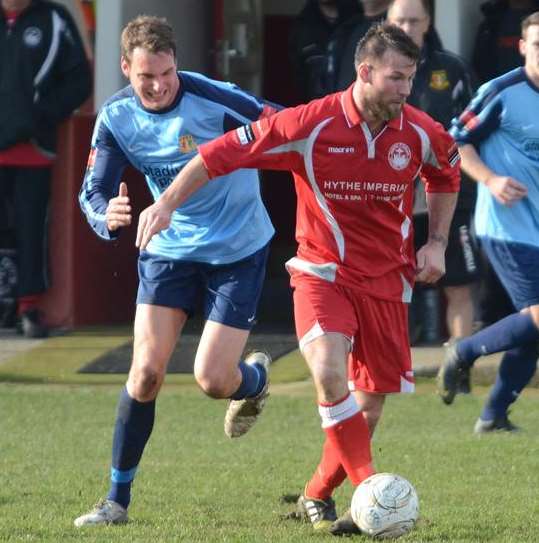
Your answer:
[1,379,538,542]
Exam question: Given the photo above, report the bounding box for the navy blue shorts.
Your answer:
[136,244,269,330]
[480,237,539,311]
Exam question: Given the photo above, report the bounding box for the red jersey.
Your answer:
[199,86,460,302]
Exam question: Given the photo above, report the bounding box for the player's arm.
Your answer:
[137,105,307,250]
[415,123,460,284]
[458,143,527,206]
[450,82,527,206]
[415,191,457,283]
[79,116,131,240]
[136,154,209,250]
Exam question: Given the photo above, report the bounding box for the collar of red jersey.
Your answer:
[341,85,403,131]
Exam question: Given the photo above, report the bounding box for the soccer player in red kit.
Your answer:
[136,23,460,535]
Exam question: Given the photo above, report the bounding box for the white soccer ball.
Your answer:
[351,473,419,539]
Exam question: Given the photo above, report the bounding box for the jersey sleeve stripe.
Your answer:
[180,71,265,121]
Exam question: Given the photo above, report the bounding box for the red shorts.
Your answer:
[292,274,414,394]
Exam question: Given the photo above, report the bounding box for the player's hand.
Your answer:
[106,182,131,231]
[415,241,446,284]
[136,200,174,250]
[485,175,527,206]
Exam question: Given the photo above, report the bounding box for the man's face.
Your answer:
[1,0,31,11]
[121,47,179,111]
[387,0,430,48]
[521,24,539,83]
[359,49,416,121]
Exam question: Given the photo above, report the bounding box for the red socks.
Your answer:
[305,393,374,500]
[305,437,347,500]
[324,409,374,485]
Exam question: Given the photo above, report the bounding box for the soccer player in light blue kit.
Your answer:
[437,12,539,433]
[74,15,276,526]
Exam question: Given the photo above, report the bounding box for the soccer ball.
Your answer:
[350,473,419,539]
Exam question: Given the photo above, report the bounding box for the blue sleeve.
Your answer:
[450,82,503,146]
[79,114,130,240]
[180,71,283,130]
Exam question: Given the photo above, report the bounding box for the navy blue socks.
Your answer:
[107,387,155,509]
[231,360,267,400]
[481,343,539,421]
[457,312,539,367]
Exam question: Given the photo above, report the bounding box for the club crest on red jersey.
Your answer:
[388,143,411,171]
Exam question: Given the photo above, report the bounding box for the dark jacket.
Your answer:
[472,0,539,83]
[408,43,478,212]
[329,11,385,92]
[289,0,362,101]
[329,12,444,92]
[0,0,92,153]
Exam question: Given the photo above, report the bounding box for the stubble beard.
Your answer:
[364,95,402,123]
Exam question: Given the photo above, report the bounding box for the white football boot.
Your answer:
[224,351,271,438]
[74,499,128,527]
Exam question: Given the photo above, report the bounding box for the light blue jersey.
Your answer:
[450,68,539,247]
[80,71,275,263]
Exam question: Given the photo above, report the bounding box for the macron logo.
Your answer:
[328,146,355,154]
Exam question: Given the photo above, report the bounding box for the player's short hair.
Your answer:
[121,15,176,62]
[354,22,421,67]
[522,11,539,39]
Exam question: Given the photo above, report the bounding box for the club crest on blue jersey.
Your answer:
[178,134,197,153]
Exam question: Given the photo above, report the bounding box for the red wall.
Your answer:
[39,114,150,328]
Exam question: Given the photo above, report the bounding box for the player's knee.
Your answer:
[527,305,539,329]
[129,364,163,401]
[194,367,230,399]
[316,365,348,401]
[363,404,383,429]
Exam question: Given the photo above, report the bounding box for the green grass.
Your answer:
[1,381,538,542]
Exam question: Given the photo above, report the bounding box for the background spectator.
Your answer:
[473,0,539,83]
[330,0,442,92]
[329,0,390,91]
[0,0,92,337]
[387,0,481,367]
[289,0,362,101]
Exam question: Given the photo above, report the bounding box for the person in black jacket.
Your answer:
[473,0,539,83]
[289,0,362,101]
[388,0,481,381]
[328,0,390,92]
[329,0,442,92]
[0,0,92,337]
